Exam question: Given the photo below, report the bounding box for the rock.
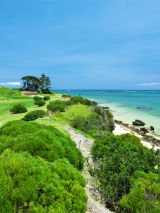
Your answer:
[150,126,155,131]
[102,106,110,110]
[136,106,152,111]
[140,127,149,134]
[132,120,146,126]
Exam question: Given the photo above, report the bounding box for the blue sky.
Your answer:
[0,0,160,89]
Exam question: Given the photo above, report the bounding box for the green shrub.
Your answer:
[0,149,87,212]
[93,106,114,132]
[33,96,42,101]
[22,110,46,121]
[71,110,114,136]
[34,100,45,107]
[62,94,71,98]
[92,133,160,211]
[47,100,67,113]
[70,96,97,106]
[120,172,160,212]
[10,104,27,114]
[0,120,84,170]
[43,96,50,101]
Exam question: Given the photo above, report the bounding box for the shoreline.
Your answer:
[98,104,160,151]
[113,122,160,151]
[99,102,160,137]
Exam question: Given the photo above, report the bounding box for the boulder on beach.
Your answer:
[150,126,155,131]
[140,127,148,134]
[132,120,146,126]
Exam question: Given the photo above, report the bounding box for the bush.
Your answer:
[0,120,84,170]
[71,108,114,136]
[34,100,45,107]
[10,104,27,114]
[0,149,87,212]
[92,133,160,211]
[70,96,97,106]
[47,100,67,113]
[22,110,46,121]
[43,96,50,101]
[92,106,114,132]
[62,94,71,98]
[33,96,42,101]
[120,172,160,212]
[72,114,100,132]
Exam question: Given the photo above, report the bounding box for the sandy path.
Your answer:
[65,126,113,213]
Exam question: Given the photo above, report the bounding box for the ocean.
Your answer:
[56,90,160,136]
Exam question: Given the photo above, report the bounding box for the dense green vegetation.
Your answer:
[10,104,27,114]
[92,133,160,212]
[120,171,160,212]
[0,120,84,170]
[47,100,68,113]
[0,150,86,212]
[43,96,50,101]
[33,96,42,101]
[69,96,97,106]
[0,120,86,212]
[22,110,46,121]
[34,99,46,107]
[54,102,114,137]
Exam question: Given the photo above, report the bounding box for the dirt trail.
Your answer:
[65,126,113,213]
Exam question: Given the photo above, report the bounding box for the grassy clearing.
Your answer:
[54,104,93,125]
[0,87,95,137]
[0,87,64,126]
[37,118,70,136]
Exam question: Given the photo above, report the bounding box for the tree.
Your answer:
[21,76,41,92]
[39,73,51,93]
[21,74,52,93]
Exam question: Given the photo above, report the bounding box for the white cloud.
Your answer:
[0,82,21,86]
[138,83,160,86]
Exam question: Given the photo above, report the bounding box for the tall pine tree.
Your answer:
[39,73,51,93]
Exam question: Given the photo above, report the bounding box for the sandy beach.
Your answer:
[114,123,160,151]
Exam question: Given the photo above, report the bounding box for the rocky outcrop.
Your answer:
[132,120,146,126]
[115,120,160,147]
[140,127,149,134]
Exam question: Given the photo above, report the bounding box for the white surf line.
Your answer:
[64,126,114,213]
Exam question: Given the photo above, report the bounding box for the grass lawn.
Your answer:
[0,88,94,137]
[54,104,93,125]
[0,87,64,126]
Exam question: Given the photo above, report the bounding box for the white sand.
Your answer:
[114,123,160,150]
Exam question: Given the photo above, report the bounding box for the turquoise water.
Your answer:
[56,90,160,135]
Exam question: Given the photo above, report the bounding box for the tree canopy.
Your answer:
[21,74,51,93]
[21,76,41,92]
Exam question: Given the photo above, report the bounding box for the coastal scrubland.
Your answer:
[0,86,160,212]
